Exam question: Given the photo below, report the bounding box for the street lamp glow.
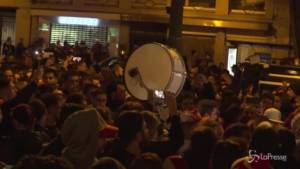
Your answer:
[58,16,99,26]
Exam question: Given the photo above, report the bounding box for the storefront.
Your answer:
[49,16,108,47]
[0,9,16,52]
[35,16,119,48]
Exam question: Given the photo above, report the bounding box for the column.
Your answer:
[168,0,184,52]
[119,0,131,56]
[214,32,227,65]
[265,0,274,18]
[30,16,39,45]
[15,8,31,46]
[216,0,229,15]
[119,24,130,56]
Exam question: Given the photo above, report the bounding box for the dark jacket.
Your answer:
[0,82,38,136]
[0,129,43,164]
[104,115,184,167]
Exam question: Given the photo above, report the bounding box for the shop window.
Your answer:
[0,16,16,52]
[230,0,265,11]
[186,0,216,8]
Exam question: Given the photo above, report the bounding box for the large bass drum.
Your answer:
[125,43,187,100]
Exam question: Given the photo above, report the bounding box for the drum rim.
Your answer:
[164,47,187,96]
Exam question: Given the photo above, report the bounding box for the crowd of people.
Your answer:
[0,37,300,169]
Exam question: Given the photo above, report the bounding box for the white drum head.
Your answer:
[125,43,186,100]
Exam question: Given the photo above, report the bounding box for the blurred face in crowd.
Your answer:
[47,103,62,125]
[294,96,300,108]
[97,137,109,152]
[92,79,101,88]
[181,98,196,112]
[112,84,126,102]
[4,69,14,83]
[43,72,58,87]
[192,74,206,89]
[114,64,124,77]
[93,93,107,108]
[68,75,81,92]
[220,73,232,86]
[142,121,151,142]
[0,84,16,101]
[210,107,220,121]
[259,98,273,115]
[273,96,281,110]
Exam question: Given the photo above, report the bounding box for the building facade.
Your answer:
[0,0,292,67]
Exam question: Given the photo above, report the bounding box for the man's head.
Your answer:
[198,99,219,121]
[3,68,14,83]
[113,63,124,78]
[66,92,87,105]
[91,157,125,169]
[250,122,279,154]
[190,126,217,152]
[273,95,282,110]
[90,90,107,108]
[11,104,34,130]
[141,111,160,141]
[259,92,275,113]
[116,112,146,146]
[66,71,82,93]
[108,82,126,104]
[179,91,195,112]
[191,73,206,89]
[0,76,16,101]
[29,99,46,122]
[41,93,62,125]
[43,68,58,87]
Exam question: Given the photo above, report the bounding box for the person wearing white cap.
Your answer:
[263,108,283,124]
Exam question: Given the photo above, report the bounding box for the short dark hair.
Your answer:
[66,93,86,105]
[260,92,275,104]
[131,153,162,169]
[0,76,10,90]
[41,93,60,109]
[43,68,58,77]
[90,89,106,99]
[11,104,34,126]
[14,155,74,169]
[91,157,125,169]
[250,124,279,154]
[198,99,217,116]
[221,104,242,125]
[66,71,81,80]
[191,126,217,151]
[29,99,46,121]
[212,139,244,169]
[59,103,85,127]
[224,123,251,140]
[116,111,144,145]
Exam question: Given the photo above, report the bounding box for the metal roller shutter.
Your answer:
[50,23,108,47]
[0,16,16,52]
